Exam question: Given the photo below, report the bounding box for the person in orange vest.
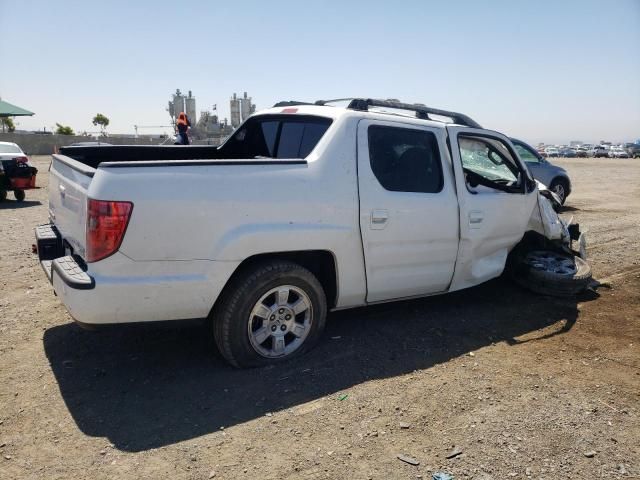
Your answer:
[175,112,191,145]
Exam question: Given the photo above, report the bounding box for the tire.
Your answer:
[212,260,327,368]
[14,190,25,202]
[512,250,591,297]
[549,178,569,205]
[0,189,6,202]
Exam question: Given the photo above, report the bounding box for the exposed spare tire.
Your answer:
[512,250,592,297]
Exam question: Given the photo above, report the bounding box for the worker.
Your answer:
[175,112,191,145]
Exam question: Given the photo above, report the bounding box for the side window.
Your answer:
[514,143,540,164]
[458,135,523,193]
[368,125,443,193]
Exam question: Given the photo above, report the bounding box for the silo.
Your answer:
[240,92,254,122]
[185,90,197,124]
[173,90,185,119]
[230,93,241,128]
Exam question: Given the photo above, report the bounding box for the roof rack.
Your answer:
[272,98,482,128]
[329,98,481,128]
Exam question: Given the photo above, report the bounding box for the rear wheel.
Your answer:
[14,190,25,202]
[0,189,6,202]
[212,260,327,368]
[513,250,591,297]
[549,178,569,205]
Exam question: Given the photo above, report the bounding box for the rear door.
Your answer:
[49,155,93,259]
[447,127,537,291]
[357,119,459,302]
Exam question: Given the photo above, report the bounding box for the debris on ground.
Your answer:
[397,453,420,466]
[432,472,454,480]
[446,446,463,459]
[583,450,597,458]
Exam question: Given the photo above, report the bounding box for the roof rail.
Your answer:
[273,100,316,107]
[350,98,481,128]
[314,97,482,128]
[273,97,482,128]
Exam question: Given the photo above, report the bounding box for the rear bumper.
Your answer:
[36,224,93,289]
[35,224,239,325]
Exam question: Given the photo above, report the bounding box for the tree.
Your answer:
[0,117,15,133]
[56,123,74,135]
[92,113,109,136]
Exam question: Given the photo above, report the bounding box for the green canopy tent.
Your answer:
[0,99,34,132]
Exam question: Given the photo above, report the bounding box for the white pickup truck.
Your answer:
[36,98,589,367]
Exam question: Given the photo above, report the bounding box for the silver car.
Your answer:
[511,138,572,204]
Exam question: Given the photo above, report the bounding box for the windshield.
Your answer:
[0,144,23,154]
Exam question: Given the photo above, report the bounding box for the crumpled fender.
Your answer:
[527,184,570,242]
[536,180,563,209]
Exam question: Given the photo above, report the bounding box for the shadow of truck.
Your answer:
[43,277,594,452]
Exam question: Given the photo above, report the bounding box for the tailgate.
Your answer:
[49,154,95,260]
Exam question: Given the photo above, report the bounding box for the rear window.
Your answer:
[0,144,23,154]
[220,115,332,159]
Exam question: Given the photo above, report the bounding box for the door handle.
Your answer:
[371,209,389,230]
[58,184,66,197]
[469,211,483,228]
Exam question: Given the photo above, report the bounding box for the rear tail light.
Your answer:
[14,156,29,163]
[86,199,133,262]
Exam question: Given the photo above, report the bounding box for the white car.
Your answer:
[544,147,560,157]
[35,98,590,367]
[608,146,629,158]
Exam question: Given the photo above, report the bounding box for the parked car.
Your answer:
[575,147,588,157]
[511,139,572,204]
[588,145,609,158]
[544,147,560,157]
[622,143,640,158]
[35,98,590,367]
[0,141,38,202]
[608,146,629,158]
[559,147,576,158]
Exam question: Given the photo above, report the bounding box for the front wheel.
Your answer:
[513,250,591,297]
[549,178,568,205]
[212,260,327,368]
[14,190,25,202]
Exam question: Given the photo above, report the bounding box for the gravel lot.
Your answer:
[1,156,638,480]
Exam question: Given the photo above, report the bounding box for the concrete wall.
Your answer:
[0,133,164,155]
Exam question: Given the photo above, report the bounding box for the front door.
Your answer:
[447,127,538,291]
[357,119,460,302]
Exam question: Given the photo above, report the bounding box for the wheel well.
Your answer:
[227,250,338,309]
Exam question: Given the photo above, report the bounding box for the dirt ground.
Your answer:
[1,156,638,480]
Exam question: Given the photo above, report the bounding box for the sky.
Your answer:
[1,0,639,144]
